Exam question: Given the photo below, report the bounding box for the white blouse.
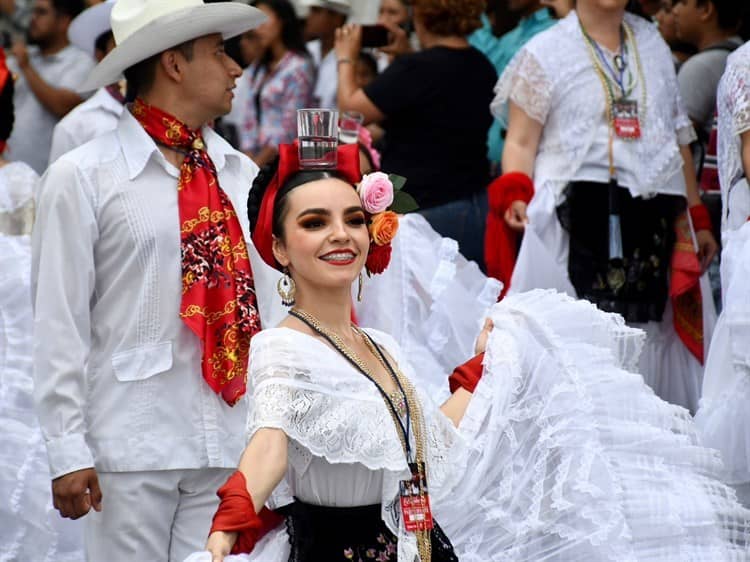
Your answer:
[717,41,750,235]
[492,11,695,201]
[246,327,464,562]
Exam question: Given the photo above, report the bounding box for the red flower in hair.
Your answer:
[366,242,392,275]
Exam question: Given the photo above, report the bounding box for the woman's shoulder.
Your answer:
[279,51,315,76]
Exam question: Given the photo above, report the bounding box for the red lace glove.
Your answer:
[485,172,534,299]
[448,353,485,394]
[210,471,284,554]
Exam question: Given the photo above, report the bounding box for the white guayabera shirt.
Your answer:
[32,110,258,479]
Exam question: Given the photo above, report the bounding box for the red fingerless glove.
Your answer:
[210,471,284,554]
[485,172,534,299]
[448,353,485,394]
[689,203,712,233]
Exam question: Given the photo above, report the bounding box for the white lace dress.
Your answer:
[0,161,85,561]
[186,289,750,561]
[490,10,715,413]
[695,43,750,507]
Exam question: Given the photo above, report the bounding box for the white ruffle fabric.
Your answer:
[186,289,750,562]
[695,222,750,498]
[355,213,502,402]
[0,162,85,562]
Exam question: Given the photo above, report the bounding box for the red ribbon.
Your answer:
[210,471,284,554]
[252,142,361,270]
[670,212,704,364]
[484,172,535,299]
[448,353,485,394]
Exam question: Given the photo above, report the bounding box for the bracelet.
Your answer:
[337,58,353,66]
[689,203,712,232]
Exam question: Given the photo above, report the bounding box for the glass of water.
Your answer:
[297,109,339,169]
[338,111,364,144]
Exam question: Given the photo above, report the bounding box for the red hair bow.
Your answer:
[252,142,362,269]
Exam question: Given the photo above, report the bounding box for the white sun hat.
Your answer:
[78,0,266,92]
[68,0,115,59]
[300,0,351,16]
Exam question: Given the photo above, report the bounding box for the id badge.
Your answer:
[399,462,434,532]
[612,99,641,139]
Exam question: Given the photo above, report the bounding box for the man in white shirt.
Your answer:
[7,0,93,173]
[32,1,266,560]
[302,0,350,109]
[49,0,123,163]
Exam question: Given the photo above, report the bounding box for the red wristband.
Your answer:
[487,172,534,215]
[448,353,485,394]
[689,204,712,233]
[210,471,284,554]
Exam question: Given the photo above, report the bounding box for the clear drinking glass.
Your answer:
[338,110,364,144]
[297,108,339,169]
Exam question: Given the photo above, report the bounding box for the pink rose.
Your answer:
[357,172,394,214]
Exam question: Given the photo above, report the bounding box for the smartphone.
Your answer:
[361,25,389,49]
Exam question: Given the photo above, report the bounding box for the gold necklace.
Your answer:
[289,308,432,562]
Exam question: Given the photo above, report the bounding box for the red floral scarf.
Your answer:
[132,99,260,405]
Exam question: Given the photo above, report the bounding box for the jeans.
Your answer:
[418,191,488,271]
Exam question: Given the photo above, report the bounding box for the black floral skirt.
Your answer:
[277,500,458,562]
[556,180,684,323]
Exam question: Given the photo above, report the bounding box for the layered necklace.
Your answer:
[288,308,433,562]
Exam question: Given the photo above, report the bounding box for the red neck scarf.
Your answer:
[252,142,362,269]
[0,48,9,156]
[132,98,261,405]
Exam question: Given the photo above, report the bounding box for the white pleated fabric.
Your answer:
[0,162,85,561]
[695,222,750,498]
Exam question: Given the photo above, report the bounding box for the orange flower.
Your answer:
[369,211,399,246]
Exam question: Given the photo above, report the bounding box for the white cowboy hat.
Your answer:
[68,0,115,58]
[79,0,266,92]
[300,0,351,15]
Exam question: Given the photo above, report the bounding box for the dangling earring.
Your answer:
[277,268,296,307]
[357,271,364,302]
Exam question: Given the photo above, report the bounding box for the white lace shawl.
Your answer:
[718,42,750,234]
[0,162,37,237]
[246,327,465,562]
[491,11,695,202]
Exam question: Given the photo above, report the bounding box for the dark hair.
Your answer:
[0,76,15,142]
[51,0,86,19]
[124,40,195,102]
[697,0,743,32]
[94,30,113,56]
[247,158,351,239]
[356,51,378,78]
[252,0,309,67]
[412,0,484,37]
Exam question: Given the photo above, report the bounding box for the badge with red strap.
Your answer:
[400,462,434,532]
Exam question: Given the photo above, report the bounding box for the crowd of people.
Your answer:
[2,0,750,560]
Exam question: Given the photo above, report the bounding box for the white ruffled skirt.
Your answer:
[695,222,750,505]
[0,234,85,562]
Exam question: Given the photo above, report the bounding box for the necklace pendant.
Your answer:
[613,54,626,73]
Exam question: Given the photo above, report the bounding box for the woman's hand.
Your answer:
[334,24,362,63]
[695,229,718,273]
[474,318,494,355]
[206,530,238,562]
[378,20,412,57]
[504,200,529,232]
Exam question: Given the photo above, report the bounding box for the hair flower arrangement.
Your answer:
[358,172,418,275]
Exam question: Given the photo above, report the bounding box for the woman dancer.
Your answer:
[239,0,314,166]
[695,40,750,508]
[188,141,750,562]
[488,0,717,412]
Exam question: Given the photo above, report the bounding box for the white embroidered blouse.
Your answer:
[717,41,750,235]
[246,327,464,562]
[492,11,696,201]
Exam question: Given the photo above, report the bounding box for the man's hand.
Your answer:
[695,229,718,273]
[504,200,529,232]
[206,531,238,562]
[52,467,102,520]
[10,40,29,70]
